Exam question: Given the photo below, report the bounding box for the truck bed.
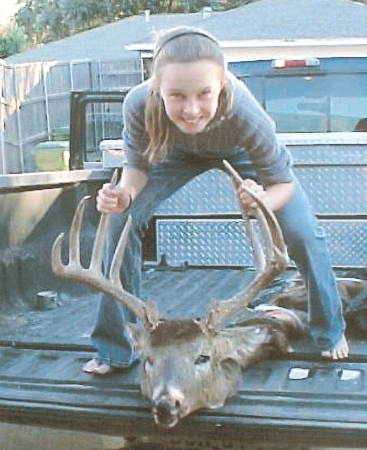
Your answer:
[0,140,366,448]
[1,267,367,449]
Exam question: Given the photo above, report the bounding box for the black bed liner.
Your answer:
[0,268,367,448]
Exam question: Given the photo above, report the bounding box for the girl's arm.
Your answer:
[237,179,295,215]
[96,167,149,214]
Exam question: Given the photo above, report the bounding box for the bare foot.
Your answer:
[321,334,349,360]
[83,358,115,375]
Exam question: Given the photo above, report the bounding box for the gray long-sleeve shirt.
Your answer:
[122,72,294,187]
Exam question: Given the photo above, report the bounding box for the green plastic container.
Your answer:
[50,126,70,141]
[33,141,70,171]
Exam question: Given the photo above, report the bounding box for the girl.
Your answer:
[83,26,348,375]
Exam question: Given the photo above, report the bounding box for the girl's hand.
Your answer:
[96,183,131,214]
[237,179,267,215]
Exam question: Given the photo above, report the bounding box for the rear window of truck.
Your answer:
[231,57,367,133]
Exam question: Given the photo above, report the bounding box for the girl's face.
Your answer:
[158,60,223,135]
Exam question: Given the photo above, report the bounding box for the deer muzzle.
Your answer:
[152,387,186,429]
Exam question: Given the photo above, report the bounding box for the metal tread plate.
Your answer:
[156,218,367,268]
[156,166,367,216]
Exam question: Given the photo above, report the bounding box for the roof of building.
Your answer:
[6,0,367,64]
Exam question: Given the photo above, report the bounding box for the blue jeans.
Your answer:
[90,150,345,367]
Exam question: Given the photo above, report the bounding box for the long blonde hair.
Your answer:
[145,27,233,164]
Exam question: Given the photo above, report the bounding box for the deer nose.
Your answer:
[156,397,180,417]
[153,383,184,404]
[154,387,183,409]
[153,390,183,429]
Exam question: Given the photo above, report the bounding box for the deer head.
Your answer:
[51,161,290,429]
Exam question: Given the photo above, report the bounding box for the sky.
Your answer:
[0,1,24,31]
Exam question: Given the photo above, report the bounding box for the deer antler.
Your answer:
[206,160,289,330]
[51,170,159,329]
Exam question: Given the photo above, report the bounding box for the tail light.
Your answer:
[271,57,320,69]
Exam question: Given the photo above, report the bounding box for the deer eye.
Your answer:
[195,354,210,365]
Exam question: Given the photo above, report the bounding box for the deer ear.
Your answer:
[210,342,242,407]
[125,322,148,355]
[214,326,271,369]
[219,357,241,380]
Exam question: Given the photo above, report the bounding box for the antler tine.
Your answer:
[224,163,266,272]
[52,195,89,276]
[51,170,159,328]
[231,173,267,273]
[243,216,266,273]
[206,160,289,330]
[89,169,118,273]
[109,215,132,285]
[223,160,287,261]
[226,159,266,272]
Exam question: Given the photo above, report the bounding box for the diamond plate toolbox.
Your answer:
[154,142,367,268]
[156,219,367,268]
[156,166,367,216]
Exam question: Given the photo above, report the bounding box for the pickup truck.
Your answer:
[0,88,366,450]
